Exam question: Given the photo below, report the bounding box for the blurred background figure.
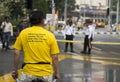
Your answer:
[0,16,13,51]
[111,24,117,32]
[17,19,29,34]
[64,20,75,52]
[81,20,95,55]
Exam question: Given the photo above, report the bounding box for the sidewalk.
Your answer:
[0,41,13,50]
[55,28,120,35]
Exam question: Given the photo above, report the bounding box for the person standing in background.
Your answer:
[17,19,29,34]
[81,20,95,55]
[0,21,3,45]
[64,20,75,52]
[0,16,13,51]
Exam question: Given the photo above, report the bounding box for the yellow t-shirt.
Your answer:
[14,26,59,76]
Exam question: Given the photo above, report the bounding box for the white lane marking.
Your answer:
[110,51,119,55]
[92,46,102,51]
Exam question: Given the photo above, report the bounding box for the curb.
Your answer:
[54,30,120,35]
[55,31,120,35]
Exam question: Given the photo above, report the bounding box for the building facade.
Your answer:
[75,0,108,7]
[74,0,108,23]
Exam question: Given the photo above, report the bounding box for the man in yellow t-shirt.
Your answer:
[12,10,60,82]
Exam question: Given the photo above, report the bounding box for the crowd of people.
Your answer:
[0,9,97,82]
[63,19,95,55]
[0,16,29,51]
[81,20,95,55]
[63,20,76,52]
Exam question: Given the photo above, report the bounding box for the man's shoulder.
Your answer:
[22,27,54,35]
[41,29,55,38]
[44,30,54,36]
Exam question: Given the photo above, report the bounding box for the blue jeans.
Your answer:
[2,32,11,49]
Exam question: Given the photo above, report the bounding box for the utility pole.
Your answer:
[116,0,119,31]
[64,0,67,23]
[51,0,55,25]
[108,0,111,31]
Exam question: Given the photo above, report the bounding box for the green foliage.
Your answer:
[32,0,76,18]
[55,0,76,13]
[67,0,76,12]
[0,0,76,23]
[32,0,49,17]
[54,0,76,17]
[0,0,4,2]
[6,1,25,20]
[111,0,117,11]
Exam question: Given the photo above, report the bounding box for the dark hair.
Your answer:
[29,10,44,26]
[4,16,10,20]
[69,20,72,24]
[66,20,69,25]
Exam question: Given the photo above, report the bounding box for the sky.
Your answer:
[75,0,108,7]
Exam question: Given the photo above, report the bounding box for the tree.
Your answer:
[25,0,76,19]
[110,0,120,23]
[111,0,117,11]
[54,0,76,19]
[32,0,49,17]
[1,0,76,21]
[6,0,25,21]
[54,0,76,13]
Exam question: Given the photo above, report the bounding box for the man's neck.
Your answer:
[33,24,44,27]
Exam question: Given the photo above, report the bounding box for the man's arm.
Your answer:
[0,22,4,29]
[11,49,21,79]
[88,26,92,39]
[14,49,21,70]
[51,54,60,79]
[10,23,13,36]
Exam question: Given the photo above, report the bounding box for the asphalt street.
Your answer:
[0,28,120,82]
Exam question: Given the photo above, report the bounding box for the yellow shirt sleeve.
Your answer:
[50,34,60,55]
